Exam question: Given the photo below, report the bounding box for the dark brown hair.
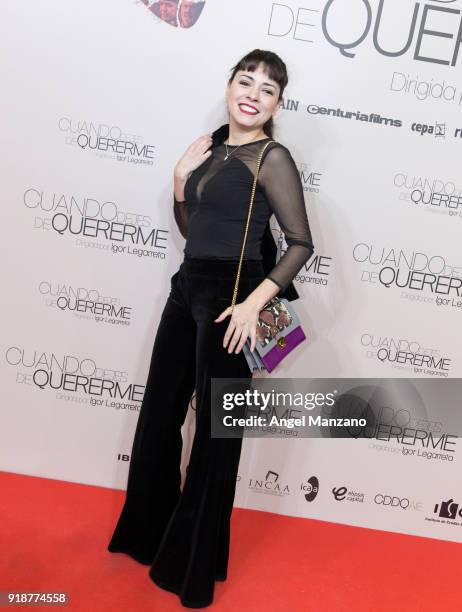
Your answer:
[228,49,288,138]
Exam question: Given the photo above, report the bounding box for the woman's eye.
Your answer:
[239,81,274,95]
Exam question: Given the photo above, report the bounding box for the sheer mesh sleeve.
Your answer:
[258,144,315,291]
[173,195,189,240]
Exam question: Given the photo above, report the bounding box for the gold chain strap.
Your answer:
[230,139,275,313]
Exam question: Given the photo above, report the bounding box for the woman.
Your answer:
[108,49,315,608]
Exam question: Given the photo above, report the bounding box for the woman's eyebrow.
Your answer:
[239,73,277,89]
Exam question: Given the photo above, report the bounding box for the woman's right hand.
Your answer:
[174,133,213,181]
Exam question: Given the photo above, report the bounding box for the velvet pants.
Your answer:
[107,255,266,608]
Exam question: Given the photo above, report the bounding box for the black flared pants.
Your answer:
[107,255,265,608]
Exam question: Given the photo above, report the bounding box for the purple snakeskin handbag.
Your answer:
[230,140,307,373]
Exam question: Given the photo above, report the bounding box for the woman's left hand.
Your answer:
[214,298,260,354]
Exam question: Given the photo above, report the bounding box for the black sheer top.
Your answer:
[173,125,315,292]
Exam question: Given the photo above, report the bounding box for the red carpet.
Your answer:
[1,470,460,611]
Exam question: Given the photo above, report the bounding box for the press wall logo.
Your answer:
[410,121,446,137]
[4,345,144,410]
[38,281,133,326]
[268,1,462,69]
[359,331,452,377]
[295,160,323,194]
[368,422,457,463]
[301,476,319,502]
[352,242,462,311]
[306,103,402,127]
[24,187,169,260]
[58,117,155,166]
[331,485,365,503]
[320,393,458,464]
[295,253,333,287]
[271,223,331,288]
[394,172,462,219]
[389,71,462,109]
[374,493,423,511]
[279,95,402,129]
[248,469,290,496]
[426,498,462,525]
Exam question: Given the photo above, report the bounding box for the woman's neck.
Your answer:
[225,122,266,146]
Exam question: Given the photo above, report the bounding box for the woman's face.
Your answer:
[226,63,281,132]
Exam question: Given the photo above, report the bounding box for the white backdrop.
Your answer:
[2,0,462,543]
